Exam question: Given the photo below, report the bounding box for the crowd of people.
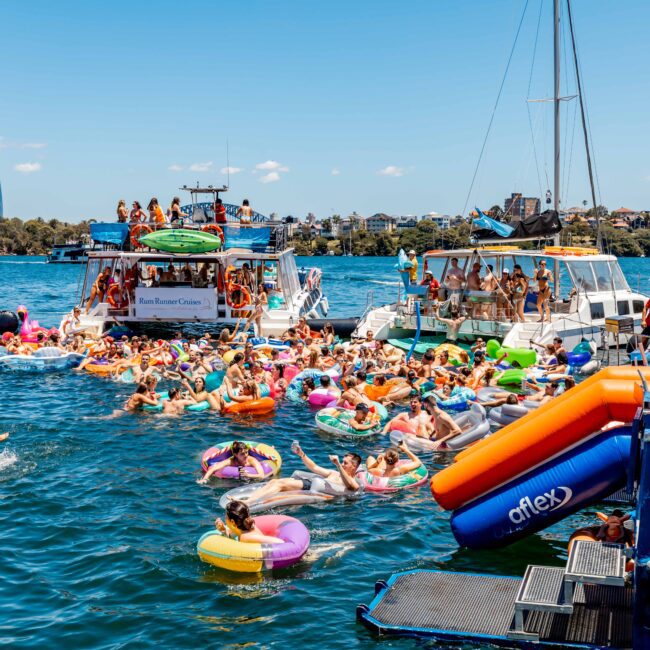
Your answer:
[116,197,255,227]
[401,250,556,324]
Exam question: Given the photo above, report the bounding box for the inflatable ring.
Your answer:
[131,223,152,249]
[226,283,252,310]
[107,284,127,309]
[201,223,225,244]
[434,343,468,366]
[308,388,340,408]
[197,514,310,572]
[201,440,281,478]
[357,462,428,492]
[314,407,382,437]
[222,396,276,415]
[223,383,271,403]
[142,391,210,412]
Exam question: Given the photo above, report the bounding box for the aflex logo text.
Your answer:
[508,487,572,524]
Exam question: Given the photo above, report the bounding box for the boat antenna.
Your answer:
[226,139,230,190]
[566,0,600,250]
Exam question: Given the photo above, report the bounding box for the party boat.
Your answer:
[62,185,328,337]
[354,245,645,351]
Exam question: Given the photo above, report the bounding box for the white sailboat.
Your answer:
[354,0,645,350]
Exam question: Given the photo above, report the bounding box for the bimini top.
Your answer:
[423,246,614,262]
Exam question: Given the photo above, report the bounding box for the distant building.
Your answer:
[504,193,540,221]
[365,213,396,233]
[395,215,419,230]
[335,212,366,237]
[421,211,451,230]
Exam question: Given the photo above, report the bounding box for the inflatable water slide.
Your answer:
[431,367,650,549]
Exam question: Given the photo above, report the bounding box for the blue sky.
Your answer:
[1,0,648,222]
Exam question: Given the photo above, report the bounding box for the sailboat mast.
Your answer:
[553,0,561,216]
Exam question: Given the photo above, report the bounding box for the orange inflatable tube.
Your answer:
[223,397,275,415]
[431,367,650,511]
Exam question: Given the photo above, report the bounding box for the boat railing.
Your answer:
[91,221,290,254]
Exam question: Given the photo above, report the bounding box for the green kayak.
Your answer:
[138,229,222,253]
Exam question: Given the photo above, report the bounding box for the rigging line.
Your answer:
[462,0,531,226]
[566,0,599,235]
[526,0,545,197]
[560,0,571,206]
[564,96,579,208]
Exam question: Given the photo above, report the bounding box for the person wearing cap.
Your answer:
[348,402,378,431]
[420,269,440,307]
[399,250,419,284]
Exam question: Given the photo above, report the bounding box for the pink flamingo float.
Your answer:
[16,305,56,343]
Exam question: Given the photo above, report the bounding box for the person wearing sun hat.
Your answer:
[401,249,418,284]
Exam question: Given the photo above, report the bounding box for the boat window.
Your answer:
[590,302,605,319]
[633,300,644,314]
[423,257,446,283]
[617,300,630,316]
[609,261,630,291]
[512,256,536,280]
[592,261,613,291]
[566,261,597,293]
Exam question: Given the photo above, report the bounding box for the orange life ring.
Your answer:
[201,224,225,244]
[226,283,252,310]
[107,284,127,309]
[131,224,152,249]
[223,397,276,415]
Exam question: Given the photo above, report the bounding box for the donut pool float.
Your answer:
[197,514,310,572]
[201,440,281,479]
[314,407,382,437]
[357,462,428,492]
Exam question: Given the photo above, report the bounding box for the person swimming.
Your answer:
[215,500,283,544]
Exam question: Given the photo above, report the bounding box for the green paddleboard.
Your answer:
[138,229,222,253]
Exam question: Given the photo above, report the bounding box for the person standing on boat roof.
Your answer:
[147,198,166,225]
[236,199,253,225]
[130,201,147,223]
[168,197,187,227]
[214,197,227,224]
[444,257,466,307]
[116,199,128,223]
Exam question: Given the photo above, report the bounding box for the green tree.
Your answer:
[313,236,329,255]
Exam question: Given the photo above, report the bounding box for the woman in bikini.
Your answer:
[125,383,159,411]
[535,259,553,322]
[116,199,128,223]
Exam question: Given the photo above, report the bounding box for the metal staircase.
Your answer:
[509,539,629,641]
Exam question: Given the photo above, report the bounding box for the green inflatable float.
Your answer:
[486,339,537,368]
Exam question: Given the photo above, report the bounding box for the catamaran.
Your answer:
[354,0,646,351]
[62,185,328,337]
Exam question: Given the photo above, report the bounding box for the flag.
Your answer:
[473,208,515,238]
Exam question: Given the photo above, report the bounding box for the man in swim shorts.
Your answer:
[423,395,462,449]
[238,444,362,502]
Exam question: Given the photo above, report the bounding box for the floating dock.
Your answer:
[358,537,632,648]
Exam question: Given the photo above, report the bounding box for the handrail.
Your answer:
[406,301,422,362]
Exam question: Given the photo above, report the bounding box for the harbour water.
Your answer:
[0,255,647,649]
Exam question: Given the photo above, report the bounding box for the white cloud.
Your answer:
[260,172,281,184]
[168,164,183,172]
[377,165,405,177]
[14,162,42,173]
[331,168,340,176]
[256,160,289,172]
[221,166,244,175]
[189,161,213,172]
[22,142,46,149]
